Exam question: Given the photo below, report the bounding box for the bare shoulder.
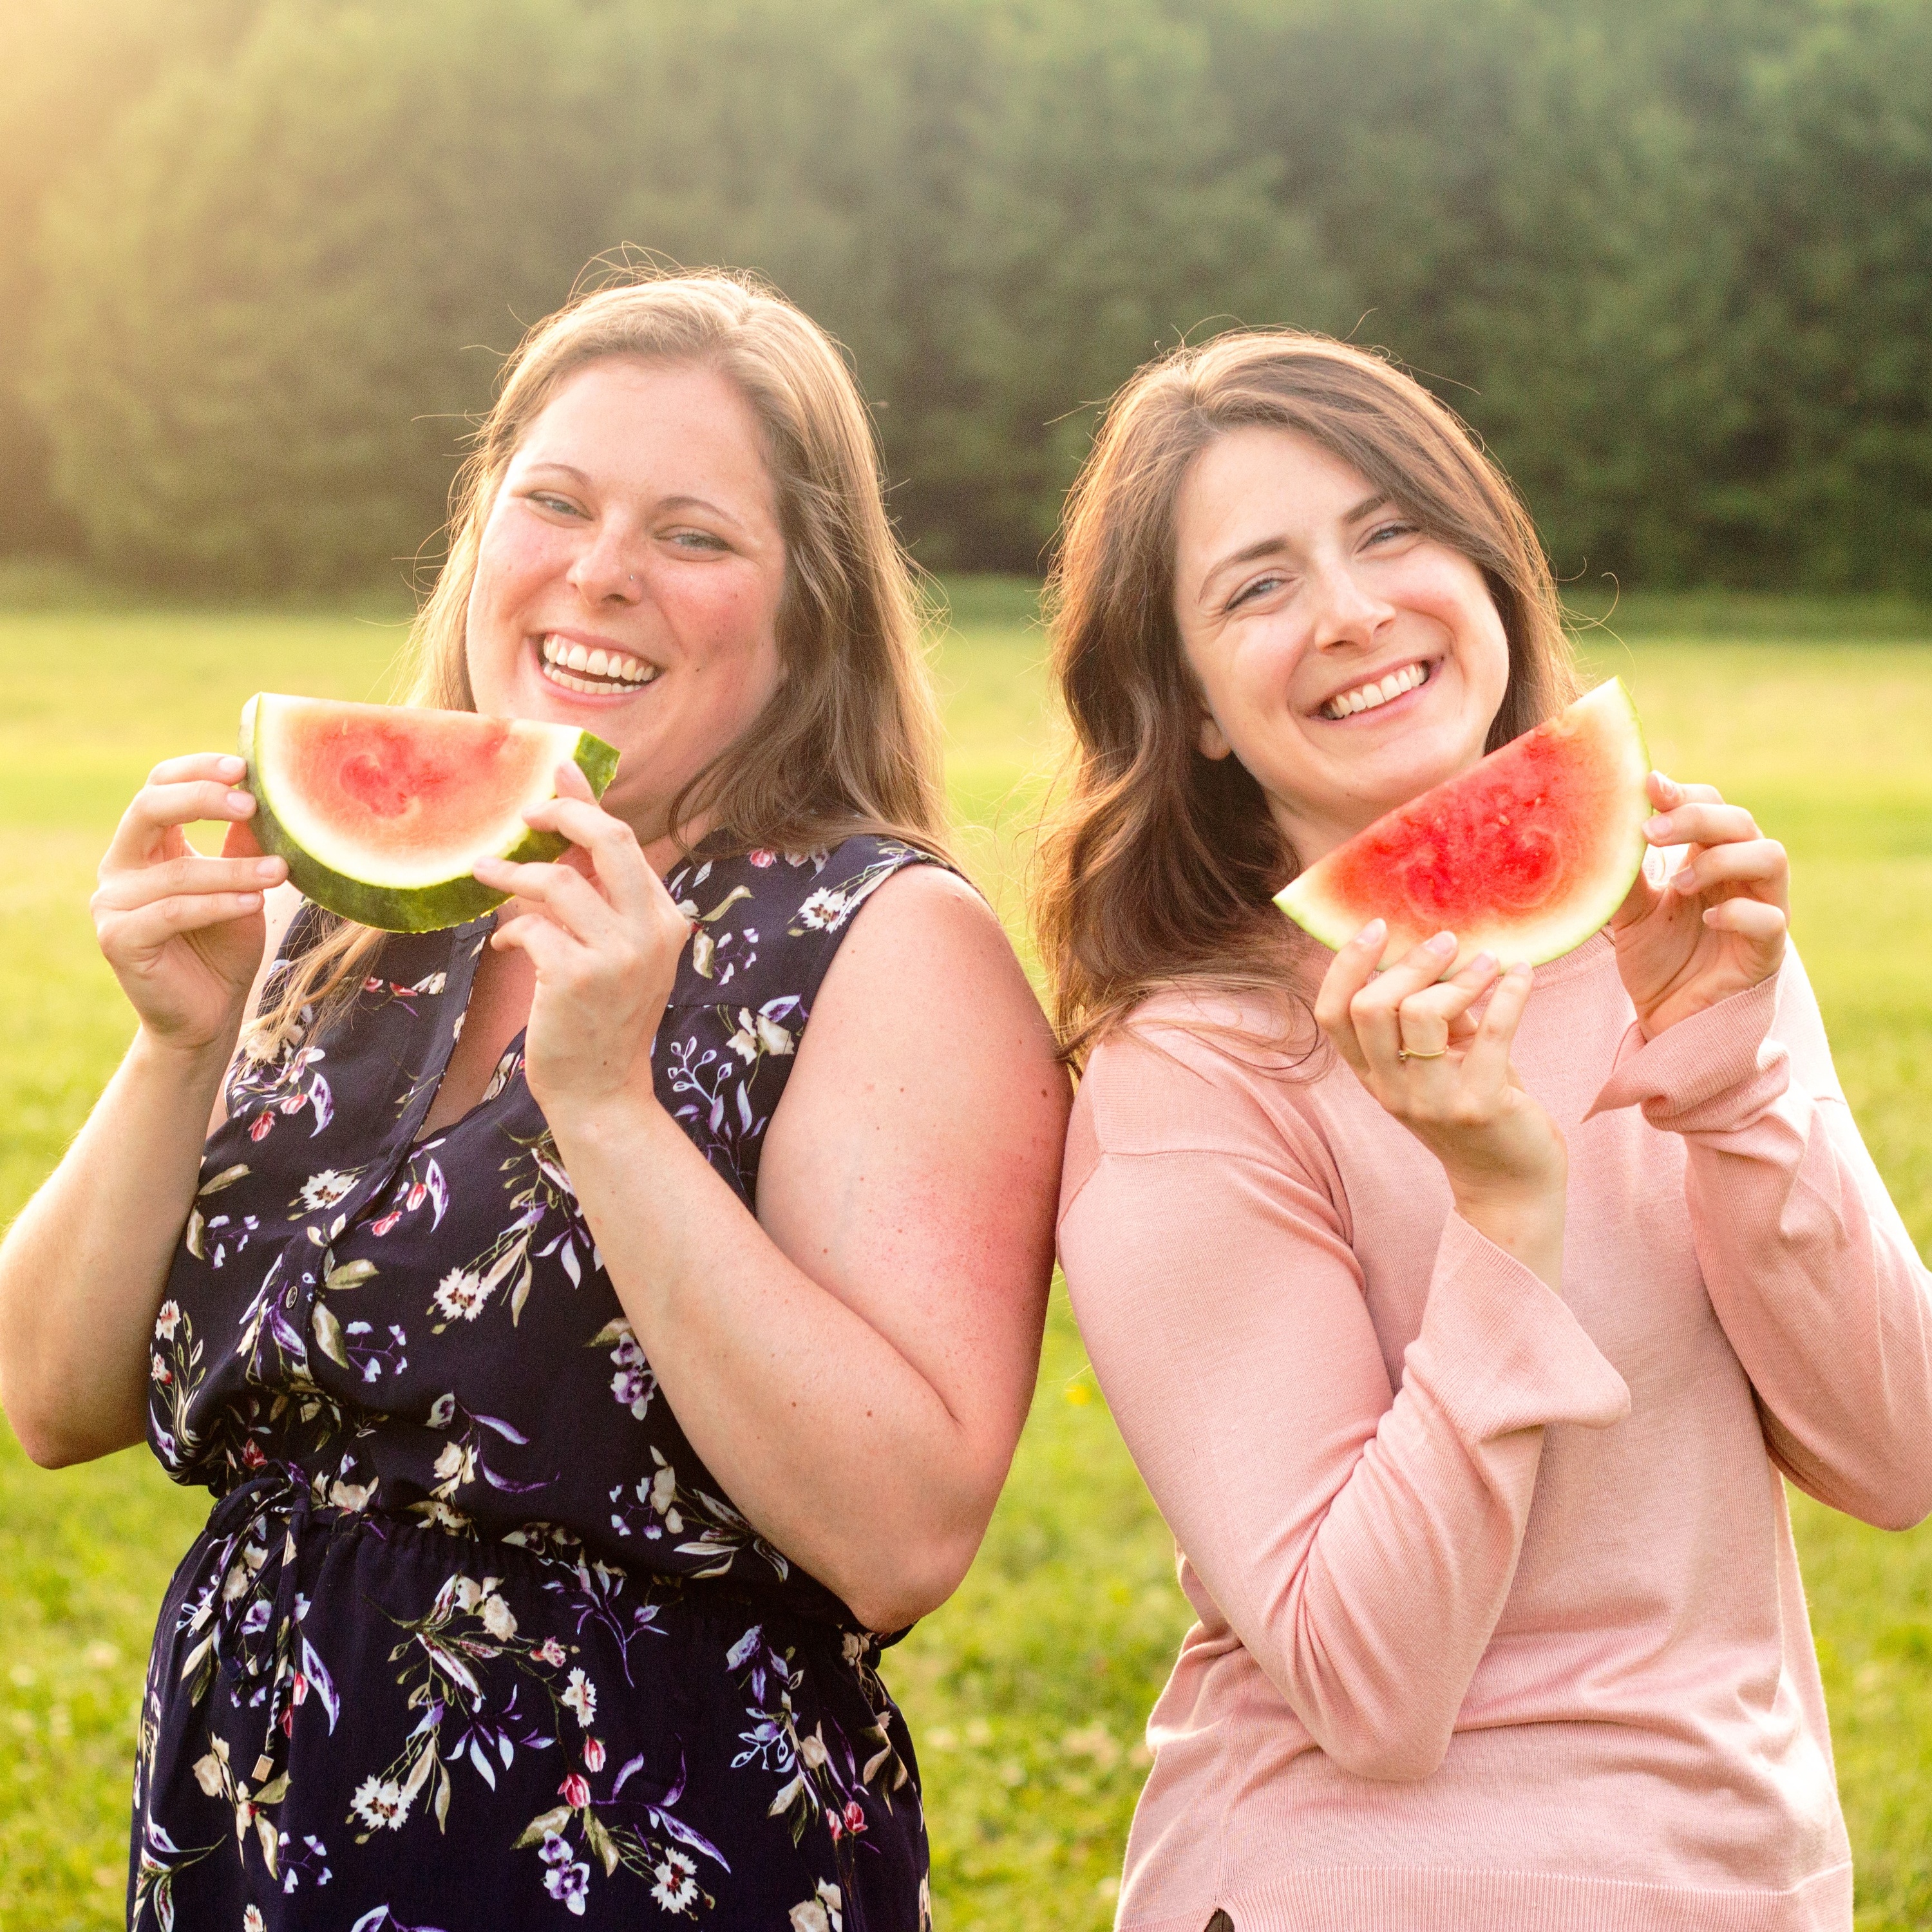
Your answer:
[764,858,1068,1193]
[814,860,1061,1069]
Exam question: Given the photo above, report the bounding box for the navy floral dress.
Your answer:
[133,836,939,1932]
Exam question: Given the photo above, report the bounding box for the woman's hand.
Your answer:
[91,754,289,1056]
[1610,772,1788,1039]
[1316,925,1567,1283]
[471,764,692,1118]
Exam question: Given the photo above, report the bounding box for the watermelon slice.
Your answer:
[1274,677,1649,970]
[241,694,620,933]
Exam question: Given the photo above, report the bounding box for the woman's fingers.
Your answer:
[1313,920,1386,1074]
[1702,895,1789,942]
[104,773,257,873]
[1459,961,1537,1088]
[1667,837,1788,901]
[473,854,619,947]
[100,891,265,956]
[1390,952,1501,1058]
[1646,800,1760,851]
[522,782,654,918]
[1348,930,1459,1065]
[93,853,285,911]
[1647,772,1724,813]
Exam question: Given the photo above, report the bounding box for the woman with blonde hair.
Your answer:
[0,269,1067,1928]
[1039,328,1932,1931]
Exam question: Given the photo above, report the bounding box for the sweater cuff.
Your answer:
[1408,1213,1630,1441]
[1582,971,1789,1135]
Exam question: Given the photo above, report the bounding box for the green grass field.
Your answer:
[0,589,1929,1930]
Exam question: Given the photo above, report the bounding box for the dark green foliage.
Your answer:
[5,0,1932,585]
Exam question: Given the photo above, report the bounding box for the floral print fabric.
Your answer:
[133,837,938,1930]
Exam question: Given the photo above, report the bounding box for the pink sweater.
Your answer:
[1057,936,1932,1932]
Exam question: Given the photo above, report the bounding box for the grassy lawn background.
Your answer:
[0,585,1927,1929]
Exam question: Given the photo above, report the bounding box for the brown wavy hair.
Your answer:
[1034,329,1578,1065]
[256,265,948,1048]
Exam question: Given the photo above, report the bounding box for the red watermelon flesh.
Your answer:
[243,694,619,933]
[1274,678,1649,970]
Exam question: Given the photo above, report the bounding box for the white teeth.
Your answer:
[538,636,658,694]
[1324,661,1427,720]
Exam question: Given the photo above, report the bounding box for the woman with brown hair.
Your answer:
[0,269,1067,1928]
[1039,330,1932,1931]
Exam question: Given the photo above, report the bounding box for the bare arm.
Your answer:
[0,756,292,1467]
[478,804,1067,1632]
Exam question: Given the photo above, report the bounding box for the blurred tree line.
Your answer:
[3,0,1928,591]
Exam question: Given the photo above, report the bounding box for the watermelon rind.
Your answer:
[1274,677,1650,971]
[242,694,620,934]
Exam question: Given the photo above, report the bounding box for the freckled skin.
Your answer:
[464,355,788,861]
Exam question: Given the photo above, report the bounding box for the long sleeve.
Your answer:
[1586,947,1932,1531]
[1058,1025,1629,1783]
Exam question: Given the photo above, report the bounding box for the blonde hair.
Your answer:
[257,266,948,1048]
[1034,328,1579,1065]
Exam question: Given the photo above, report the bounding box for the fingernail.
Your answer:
[1508,960,1533,978]
[1645,815,1671,838]
[1671,867,1700,893]
[1468,951,1496,975]
[254,858,281,881]
[229,791,255,814]
[220,756,245,779]
[1428,931,1456,954]
[1355,919,1386,946]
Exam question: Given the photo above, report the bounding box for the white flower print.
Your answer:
[540,1833,591,1916]
[561,1666,596,1728]
[244,1907,266,1932]
[790,1879,845,1932]
[480,1593,517,1641]
[754,1012,795,1057]
[432,1441,479,1490]
[535,1636,567,1668]
[298,1170,357,1211]
[652,1848,701,1913]
[155,1300,182,1340]
[329,1477,375,1512]
[431,1266,488,1323]
[593,1318,656,1420]
[349,1775,411,1832]
[795,887,849,931]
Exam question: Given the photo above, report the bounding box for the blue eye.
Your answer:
[1228,573,1285,612]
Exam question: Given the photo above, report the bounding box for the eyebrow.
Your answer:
[1197,492,1392,601]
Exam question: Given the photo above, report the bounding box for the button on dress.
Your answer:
[133,835,939,1930]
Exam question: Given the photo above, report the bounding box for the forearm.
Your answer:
[0,1025,232,1465]
[1591,965,1932,1527]
[549,1084,989,1629]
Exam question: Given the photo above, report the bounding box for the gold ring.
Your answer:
[1396,1045,1448,1061]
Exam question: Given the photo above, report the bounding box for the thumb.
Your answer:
[1611,856,1660,931]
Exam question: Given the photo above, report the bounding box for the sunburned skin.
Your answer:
[463,355,787,868]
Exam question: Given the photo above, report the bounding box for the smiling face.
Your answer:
[1173,424,1511,867]
[465,355,788,852]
